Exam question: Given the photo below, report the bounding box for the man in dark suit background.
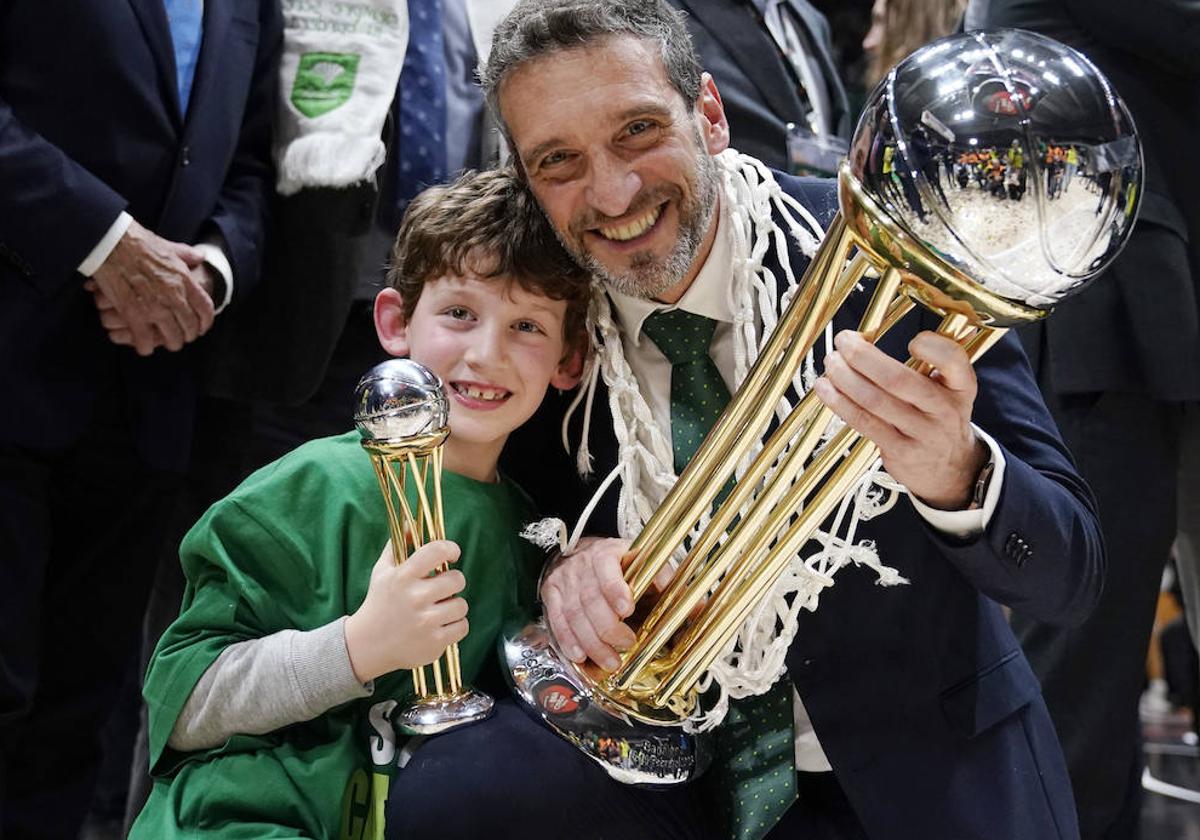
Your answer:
[965,2,1200,837]
[0,1,280,836]
[668,0,851,173]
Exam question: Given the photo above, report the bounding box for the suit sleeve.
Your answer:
[923,329,1105,626]
[0,98,128,294]
[203,0,283,306]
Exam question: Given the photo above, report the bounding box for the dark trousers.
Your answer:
[0,407,179,840]
[1012,382,1181,839]
[385,699,720,840]
[386,699,871,840]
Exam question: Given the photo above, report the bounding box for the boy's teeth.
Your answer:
[598,204,662,241]
[457,384,507,401]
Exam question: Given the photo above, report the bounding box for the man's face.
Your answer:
[498,36,728,301]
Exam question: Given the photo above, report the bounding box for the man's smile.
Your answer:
[594,202,665,243]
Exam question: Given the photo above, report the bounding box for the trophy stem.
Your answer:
[362,436,495,736]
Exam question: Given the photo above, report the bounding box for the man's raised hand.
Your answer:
[813,329,988,510]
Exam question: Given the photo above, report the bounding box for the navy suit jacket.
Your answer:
[502,174,1104,839]
[0,0,281,469]
[668,0,852,171]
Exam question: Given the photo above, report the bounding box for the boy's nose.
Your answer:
[585,151,642,220]
[465,322,507,366]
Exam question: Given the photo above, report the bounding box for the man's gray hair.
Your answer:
[481,0,703,135]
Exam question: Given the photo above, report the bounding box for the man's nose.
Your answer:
[585,150,642,220]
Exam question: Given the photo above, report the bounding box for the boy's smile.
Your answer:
[375,266,580,482]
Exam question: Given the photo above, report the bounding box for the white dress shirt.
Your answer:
[605,197,1007,771]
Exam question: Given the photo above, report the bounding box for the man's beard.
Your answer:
[560,150,720,300]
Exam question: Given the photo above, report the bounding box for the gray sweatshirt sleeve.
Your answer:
[167,616,374,752]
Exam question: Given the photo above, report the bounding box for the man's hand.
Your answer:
[813,329,988,510]
[87,263,215,353]
[89,220,215,355]
[542,536,674,671]
[344,540,468,683]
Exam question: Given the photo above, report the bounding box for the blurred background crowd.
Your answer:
[0,0,1196,838]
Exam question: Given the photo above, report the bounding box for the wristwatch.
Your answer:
[966,459,996,511]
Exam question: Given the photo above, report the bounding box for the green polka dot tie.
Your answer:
[640,309,732,475]
[642,309,798,840]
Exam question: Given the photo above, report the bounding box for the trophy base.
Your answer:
[396,688,495,736]
[501,619,713,787]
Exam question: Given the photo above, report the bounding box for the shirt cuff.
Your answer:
[290,616,374,718]
[78,211,133,277]
[909,425,1007,539]
[193,241,234,314]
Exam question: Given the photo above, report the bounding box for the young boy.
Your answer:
[129,169,591,839]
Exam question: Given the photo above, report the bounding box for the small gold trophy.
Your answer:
[354,359,494,734]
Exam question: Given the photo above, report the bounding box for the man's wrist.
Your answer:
[79,211,133,277]
[965,459,996,511]
[193,241,233,313]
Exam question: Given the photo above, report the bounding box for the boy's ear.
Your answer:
[374,288,411,357]
[551,348,585,391]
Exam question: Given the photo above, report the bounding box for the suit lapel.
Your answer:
[127,0,184,125]
[185,0,233,130]
[675,0,804,126]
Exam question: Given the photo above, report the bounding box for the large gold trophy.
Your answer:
[503,29,1143,784]
[355,359,493,734]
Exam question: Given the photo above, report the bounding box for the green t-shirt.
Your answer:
[130,432,542,840]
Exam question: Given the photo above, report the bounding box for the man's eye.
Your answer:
[627,120,652,136]
[540,150,569,168]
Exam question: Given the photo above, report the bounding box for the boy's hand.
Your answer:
[344,540,468,683]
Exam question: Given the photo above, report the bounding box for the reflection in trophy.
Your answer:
[503,29,1141,785]
[354,359,494,735]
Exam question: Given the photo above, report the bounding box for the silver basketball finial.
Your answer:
[847,28,1142,317]
[353,359,450,443]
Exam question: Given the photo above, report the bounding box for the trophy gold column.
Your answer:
[354,359,494,734]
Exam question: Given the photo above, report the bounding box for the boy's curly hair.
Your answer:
[387,168,592,362]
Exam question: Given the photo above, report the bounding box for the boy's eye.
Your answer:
[514,319,545,335]
[445,306,473,320]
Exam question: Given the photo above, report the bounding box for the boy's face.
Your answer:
[376,267,579,471]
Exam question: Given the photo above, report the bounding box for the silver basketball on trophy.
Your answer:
[353,359,450,444]
[846,28,1142,322]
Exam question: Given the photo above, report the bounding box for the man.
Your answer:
[667,0,851,173]
[964,3,1200,838]
[0,1,280,837]
[387,2,1103,838]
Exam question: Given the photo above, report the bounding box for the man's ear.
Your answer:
[374,288,411,357]
[696,72,730,156]
[551,348,585,391]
